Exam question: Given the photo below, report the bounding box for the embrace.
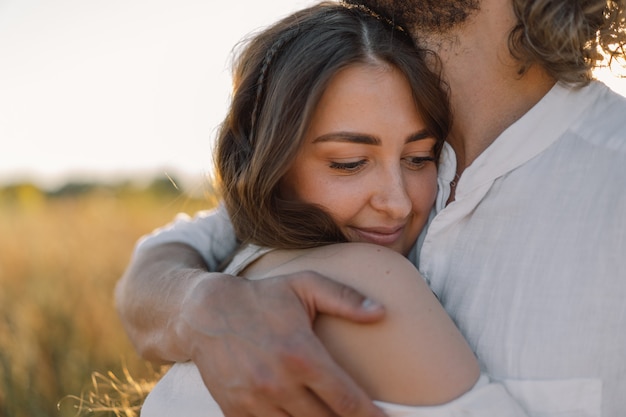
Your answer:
[116,0,626,416]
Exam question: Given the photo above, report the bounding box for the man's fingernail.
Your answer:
[361,298,381,310]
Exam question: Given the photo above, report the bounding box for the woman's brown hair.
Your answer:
[214,2,450,250]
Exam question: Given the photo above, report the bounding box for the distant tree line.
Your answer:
[0,174,211,204]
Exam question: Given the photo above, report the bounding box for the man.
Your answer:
[115,0,626,415]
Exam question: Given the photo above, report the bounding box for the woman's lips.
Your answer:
[350,226,404,246]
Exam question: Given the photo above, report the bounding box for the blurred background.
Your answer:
[0,1,317,416]
[1,0,624,416]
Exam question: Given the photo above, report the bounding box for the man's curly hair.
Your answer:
[510,0,626,85]
[342,0,479,33]
[344,0,626,86]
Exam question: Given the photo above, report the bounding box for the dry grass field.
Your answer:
[0,179,216,417]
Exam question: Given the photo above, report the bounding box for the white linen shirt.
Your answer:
[133,81,626,416]
[415,81,626,416]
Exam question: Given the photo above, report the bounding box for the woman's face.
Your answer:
[281,63,438,255]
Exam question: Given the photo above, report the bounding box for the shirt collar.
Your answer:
[440,81,603,201]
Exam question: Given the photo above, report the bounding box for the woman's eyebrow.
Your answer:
[312,129,432,145]
[312,132,380,145]
[406,129,432,143]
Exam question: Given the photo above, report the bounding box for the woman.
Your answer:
[141,2,480,415]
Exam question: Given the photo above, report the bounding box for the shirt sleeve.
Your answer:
[374,375,531,417]
[133,204,238,271]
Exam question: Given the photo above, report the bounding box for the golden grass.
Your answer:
[0,183,214,417]
[58,365,163,417]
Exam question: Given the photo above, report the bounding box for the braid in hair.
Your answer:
[341,1,409,35]
[249,27,302,146]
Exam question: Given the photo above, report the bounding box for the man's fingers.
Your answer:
[200,344,339,417]
[288,271,385,323]
[181,273,385,417]
[309,366,386,417]
[274,387,337,417]
[281,337,387,417]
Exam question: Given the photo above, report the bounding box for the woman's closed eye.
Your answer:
[328,155,435,173]
[403,156,435,170]
[329,159,367,173]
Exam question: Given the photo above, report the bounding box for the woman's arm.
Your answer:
[247,242,480,406]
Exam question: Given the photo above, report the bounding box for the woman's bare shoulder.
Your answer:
[259,243,479,406]
[257,242,422,291]
[299,242,413,266]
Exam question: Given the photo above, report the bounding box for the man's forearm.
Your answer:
[115,242,212,363]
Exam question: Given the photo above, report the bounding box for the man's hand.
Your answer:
[116,243,386,417]
[175,270,387,417]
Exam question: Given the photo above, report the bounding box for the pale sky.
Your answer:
[0,0,317,189]
[1,0,625,190]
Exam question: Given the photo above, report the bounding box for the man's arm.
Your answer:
[115,221,387,417]
[115,242,212,363]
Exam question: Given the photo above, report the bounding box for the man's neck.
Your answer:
[416,0,556,172]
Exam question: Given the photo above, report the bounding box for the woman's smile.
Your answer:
[347,224,406,247]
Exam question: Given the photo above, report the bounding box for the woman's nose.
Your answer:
[370,168,412,219]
